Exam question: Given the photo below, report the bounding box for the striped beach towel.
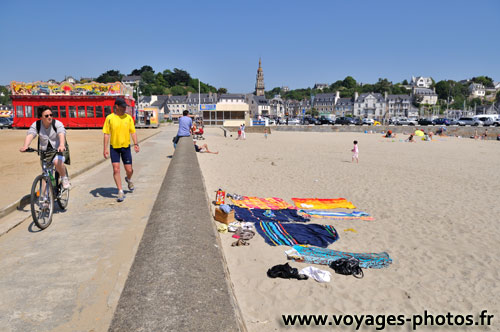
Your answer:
[301,210,373,221]
[287,245,392,269]
[292,198,356,210]
[231,196,296,210]
[255,222,339,247]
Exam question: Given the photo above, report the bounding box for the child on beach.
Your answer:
[264,128,268,139]
[351,140,359,163]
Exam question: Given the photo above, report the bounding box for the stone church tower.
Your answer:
[255,58,265,96]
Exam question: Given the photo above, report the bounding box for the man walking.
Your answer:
[103,97,139,202]
[173,110,192,147]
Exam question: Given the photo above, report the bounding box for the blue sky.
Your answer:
[1,0,499,92]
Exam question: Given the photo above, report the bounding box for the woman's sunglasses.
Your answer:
[44,114,53,118]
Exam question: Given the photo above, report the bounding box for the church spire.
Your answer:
[255,58,265,96]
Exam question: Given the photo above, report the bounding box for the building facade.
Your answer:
[410,76,433,88]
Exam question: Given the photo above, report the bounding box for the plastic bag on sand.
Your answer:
[299,266,332,283]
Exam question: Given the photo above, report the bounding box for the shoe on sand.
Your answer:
[117,190,125,202]
[125,177,134,191]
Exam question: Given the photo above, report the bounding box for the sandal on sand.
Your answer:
[231,239,249,247]
[236,228,255,240]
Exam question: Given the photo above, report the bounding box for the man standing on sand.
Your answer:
[103,97,139,202]
[173,110,192,147]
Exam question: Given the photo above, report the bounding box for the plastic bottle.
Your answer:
[49,173,56,187]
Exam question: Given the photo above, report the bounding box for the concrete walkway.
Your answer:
[0,126,241,331]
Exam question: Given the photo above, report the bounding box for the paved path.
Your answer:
[0,126,175,332]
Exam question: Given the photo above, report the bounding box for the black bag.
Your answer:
[36,120,71,165]
[329,258,364,278]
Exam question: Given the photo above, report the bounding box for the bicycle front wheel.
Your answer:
[56,167,70,210]
[30,175,54,230]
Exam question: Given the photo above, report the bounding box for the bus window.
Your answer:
[25,105,33,118]
[95,106,103,118]
[78,106,85,118]
[60,106,67,118]
[69,106,77,118]
[16,106,24,118]
[51,106,59,118]
[104,106,111,117]
[87,106,94,118]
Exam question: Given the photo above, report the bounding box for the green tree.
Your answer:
[402,79,409,85]
[471,76,494,88]
[141,71,155,84]
[130,65,154,76]
[170,85,185,95]
[342,76,357,89]
[217,87,228,94]
[96,70,123,83]
[0,86,11,105]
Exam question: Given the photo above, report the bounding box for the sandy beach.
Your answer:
[0,127,160,209]
[197,128,500,331]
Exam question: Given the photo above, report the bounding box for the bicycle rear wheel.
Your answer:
[56,167,70,210]
[30,175,54,230]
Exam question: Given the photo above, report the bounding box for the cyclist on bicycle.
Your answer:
[19,105,71,189]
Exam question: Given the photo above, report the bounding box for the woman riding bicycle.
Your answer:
[19,105,71,189]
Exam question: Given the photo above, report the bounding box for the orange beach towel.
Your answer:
[292,198,356,210]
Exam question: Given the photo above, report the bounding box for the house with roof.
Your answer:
[353,92,386,118]
[386,94,412,119]
[313,83,329,90]
[247,95,270,118]
[269,94,285,119]
[185,92,218,116]
[313,92,339,115]
[468,83,486,99]
[122,75,141,86]
[410,76,433,88]
[207,94,249,126]
[166,95,188,122]
[335,97,354,117]
[412,87,438,105]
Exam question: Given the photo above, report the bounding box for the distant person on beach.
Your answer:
[482,129,488,140]
[351,140,359,163]
[264,128,268,139]
[406,134,415,142]
[241,123,246,140]
[436,126,446,136]
[20,105,71,189]
[102,98,139,202]
[194,141,218,154]
[236,125,242,140]
[173,110,192,147]
[385,130,395,138]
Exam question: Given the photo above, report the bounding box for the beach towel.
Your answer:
[255,222,339,247]
[231,196,296,210]
[292,198,356,210]
[301,210,373,221]
[286,245,392,269]
[231,205,310,223]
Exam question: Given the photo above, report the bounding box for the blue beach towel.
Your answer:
[287,245,392,269]
[255,222,338,247]
[231,205,310,223]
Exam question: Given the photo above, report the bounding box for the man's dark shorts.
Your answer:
[110,146,132,164]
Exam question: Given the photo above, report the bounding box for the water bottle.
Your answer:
[49,173,56,187]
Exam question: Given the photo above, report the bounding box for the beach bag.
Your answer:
[329,258,363,278]
[36,120,71,165]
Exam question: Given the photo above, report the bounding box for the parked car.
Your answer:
[302,116,320,125]
[432,118,451,126]
[317,116,335,125]
[417,118,434,126]
[353,118,363,125]
[449,118,460,125]
[0,117,13,129]
[396,117,417,125]
[476,116,496,126]
[362,118,375,125]
[494,118,500,127]
[456,117,483,126]
[286,118,301,125]
[335,117,355,125]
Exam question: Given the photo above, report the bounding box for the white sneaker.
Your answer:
[62,176,71,189]
[125,177,134,191]
[117,190,125,202]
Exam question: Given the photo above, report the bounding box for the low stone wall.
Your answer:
[272,125,499,139]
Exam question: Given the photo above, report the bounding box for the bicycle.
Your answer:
[23,147,70,230]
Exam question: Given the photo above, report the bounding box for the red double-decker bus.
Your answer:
[10,81,135,128]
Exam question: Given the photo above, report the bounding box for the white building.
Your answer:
[353,92,386,118]
[412,87,438,105]
[468,83,486,98]
[410,76,433,88]
[247,95,270,118]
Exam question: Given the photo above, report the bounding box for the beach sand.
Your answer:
[197,128,500,331]
[0,127,160,209]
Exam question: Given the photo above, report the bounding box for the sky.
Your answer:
[1,0,499,93]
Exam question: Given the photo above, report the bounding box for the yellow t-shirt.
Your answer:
[102,113,136,148]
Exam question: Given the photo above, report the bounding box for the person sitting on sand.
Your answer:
[194,141,218,154]
[385,130,396,138]
[436,126,446,136]
[482,129,488,140]
[406,134,415,142]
